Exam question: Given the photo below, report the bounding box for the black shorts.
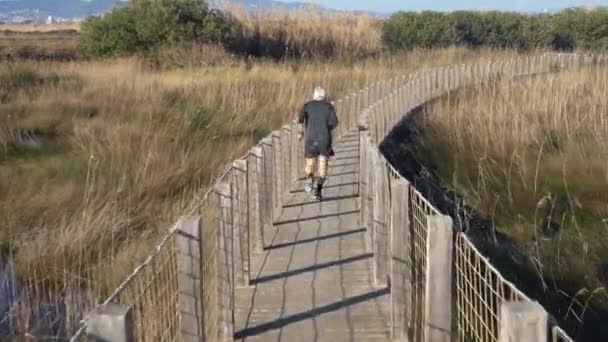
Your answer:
[305,140,331,158]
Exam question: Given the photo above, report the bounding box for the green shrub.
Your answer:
[78,0,230,58]
[383,11,455,50]
[383,8,608,51]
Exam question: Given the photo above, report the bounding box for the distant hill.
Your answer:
[213,0,319,11]
[212,0,380,16]
[0,0,376,23]
[0,0,126,22]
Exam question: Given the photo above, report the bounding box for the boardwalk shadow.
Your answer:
[250,253,372,285]
[327,170,358,177]
[327,162,358,168]
[294,171,357,182]
[310,194,358,203]
[290,182,358,194]
[281,195,359,208]
[330,156,360,162]
[265,228,366,250]
[274,209,359,226]
[234,287,389,339]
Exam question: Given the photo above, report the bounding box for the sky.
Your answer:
[278,0,608,13]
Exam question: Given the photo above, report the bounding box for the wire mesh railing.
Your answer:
[408,187,440,342]
[108,236,181,342]
[61,52,605,341]
[455,234,528,342]
[358,52,605,342]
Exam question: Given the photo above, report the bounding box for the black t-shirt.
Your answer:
[297,100,338,144]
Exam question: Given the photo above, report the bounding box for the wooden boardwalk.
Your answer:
[234,131,391,342]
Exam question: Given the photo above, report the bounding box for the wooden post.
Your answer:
[351,92,358,131]
[431,67,440,98]
[391,179,411,342]
[498,302,548,342]
[335,99,343,137]
[86,304,134,342]
[261,137,274,224]
[424,71,430,99]
[290,122,299,183]
[399,86,406,117]
[271,133,283,214]
[214,182,234,340]
[414,77,421,106]
[280,125,291,197]
[365,136,375,254]
[248,147,264,254]
[283,126,290,197]
[386,93,399,128]
[379,99,386,140]
[232,160,249,288]
[175,216,204,342]
[358,129,368,236]
[424,215,453,342]
[297,125,304,183]
[373,153,389,286]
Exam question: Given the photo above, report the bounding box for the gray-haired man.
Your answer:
[297,86,339,200]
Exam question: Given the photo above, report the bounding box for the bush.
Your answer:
[383,11,455,50]
[383,8,608,51]
[78,0,230,58]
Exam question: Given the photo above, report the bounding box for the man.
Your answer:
[297,86,338,201]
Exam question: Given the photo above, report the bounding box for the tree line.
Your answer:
[383,8,608,51]
[78,1,608,60]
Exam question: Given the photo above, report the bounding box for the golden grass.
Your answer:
[414,65,608,309]
[221,4,382,59]
[0,29,78,62]
[0,23,80,33]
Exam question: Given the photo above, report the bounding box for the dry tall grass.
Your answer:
[0,29,78,61]
[414,65,608,311]
[220,4,381,59]
[0,24,80,33]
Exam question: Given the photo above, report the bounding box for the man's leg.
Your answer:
[314,155,328,199]
[304,157,316,193]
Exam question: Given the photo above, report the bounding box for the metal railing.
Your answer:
[65,52,607,341]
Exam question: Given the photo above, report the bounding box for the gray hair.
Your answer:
[313,86,327,101]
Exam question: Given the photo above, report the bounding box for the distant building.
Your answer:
[46,15,53,24]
